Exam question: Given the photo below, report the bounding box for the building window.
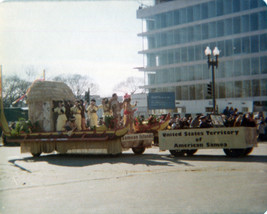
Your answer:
[216,40,224,57]
[251,35,259,53]
[217,21,224,37]
[193,4,201,21]
[202,23,209,40]
[243,80,251,97]
[195,45,202,61]
[242,37,250,53]
[241,0,250,11]
[252,79,260,97]
[224,18,233,36]
[174,48,181,63]
[250,13,259,31]
[195,84,203,100]
[189,85,196,100]
[216,0,224,16]
[234,59,242,76]
[251,57,260,75]
[201,3,208,19]
[259,11,267,30]
[261,79,267,96]
[176,86,181,100]
[175,67,181,82]
[261,56,267,74]
[224,0,232,15]
[187,6,193,23]
[217,61,225,78]
[233,0,240,12]
[242,58,251,76]
[225,39,233,56]
[180,8,187,24]
[241,15,250,33]
[181,86,189,100]
[233,17,241,34]
[225,60,233,77]
[181,47,188,62]
[235,81,242,97]
[260,34,267,52]
[218,82,226,98]
[233,38,241,54]
[226,82,234,98]
[208,22,216,38]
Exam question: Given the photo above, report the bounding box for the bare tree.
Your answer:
[2,75,31,107]
[113,76,144,95]
[52,74,99,98]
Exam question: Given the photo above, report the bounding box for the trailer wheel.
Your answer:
[185,149,198,156]
[169,150,185,157]
[223,149,245,157]
[132,147,145,155]
[244,147,253,156]
[1,134,7,146]
[31,152,41,157]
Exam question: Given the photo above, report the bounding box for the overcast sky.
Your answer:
[0,0,153,97]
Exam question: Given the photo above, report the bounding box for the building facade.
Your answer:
[137,0,267,114]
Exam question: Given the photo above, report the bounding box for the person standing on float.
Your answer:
[122,93,137,133]
[53,101,67,131]
[109,93,123,128]
[87,98,98,128]
[71,100,82,131]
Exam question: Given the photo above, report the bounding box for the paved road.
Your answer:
[0,142,267,214]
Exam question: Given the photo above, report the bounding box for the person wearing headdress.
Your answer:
[80,99,86,130]
[122,93,137,133]
[109,93,123,128]
[71,100,82,131]
[64,116,77,131]
[53,101,67,131]
[86,98,99,128]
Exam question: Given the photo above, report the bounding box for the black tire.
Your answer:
[31,152,41,157]
[244,147,253,156]
[169,149,186,157]
[132,147,145,155]
[223,149,246,157]
[185,149,198,156]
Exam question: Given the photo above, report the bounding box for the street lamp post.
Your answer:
[205,46,220,114]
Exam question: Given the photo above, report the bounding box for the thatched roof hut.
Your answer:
[27,81,75,131]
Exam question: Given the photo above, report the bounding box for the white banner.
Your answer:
[121,133,154,142]
[159,127,257,150]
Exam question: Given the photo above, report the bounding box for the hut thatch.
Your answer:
[27,81,75,131]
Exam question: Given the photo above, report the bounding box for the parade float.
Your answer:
[158,115,258,157]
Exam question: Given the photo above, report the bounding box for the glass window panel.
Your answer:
[202,23,209,40]
[148,36,155,49]
[188,46,194,62]
[218,82,226,98]
[187,26,194,42]
[181,86,189,100]
[194,64,203,80]
[195,84,204,100]
[251,57,260,75]
[161,13,167,28]
[208,22,216,38]
[233,38,241,54]
[241,15,250,33]
[195,45,202,61]
[202,64,210,80]
[216,40,224,57]
[176,86,182,100]
[224,18,233,36]
[194,25,201,41]
[168,51,174,64]
[155,34,160,48]
[243,80,251,97]
[169,68,175,83]
[180,8,187,24]
[174,29,181,44]
[226,82,234,98]
[260,56,267,74]
[155,14,161,29]
[193,4,201,21]
[181,47,188,62]
[241,0,250,10]
[233,0,240,12]
[189,85,196,100]
[187,6,193,23]
[261,79,267,96]
[235,81,242,98]
[252,79,260,96]
[166,31,173,46]
[160,33,167,47]
[218,61,225,78]
[225,60,233,77]
[259,11,267,30]
[242,58,251,76]
[225,39,233,56]
[250,0,258,9]
[250,13,259,31]
[208,1,216,18]
[180,28,187,43]
[224,0,232,14]
[166,12,173,27]
[217,21,224,37]
[174,49,181,63]
[250,35,259,53]
[234,60,242,76]
[233,17,241,34]
[174,10,180,25]
[188,66,195,81]
[201,3,208,19]
[216,0,224,16]
[181,66,188,81]
[148,73,155,85]
[242,37,250,53]
[175,67,181,82]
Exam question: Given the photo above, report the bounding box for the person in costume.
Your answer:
[98,98,112,119]
[80,99,86,130]
[122,93,137,133]
[109,93,123,128]
[71,100,82,131]
[86,98,98,128]
[53,101,67,131]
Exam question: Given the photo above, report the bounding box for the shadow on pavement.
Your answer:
[8,153,194,168]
